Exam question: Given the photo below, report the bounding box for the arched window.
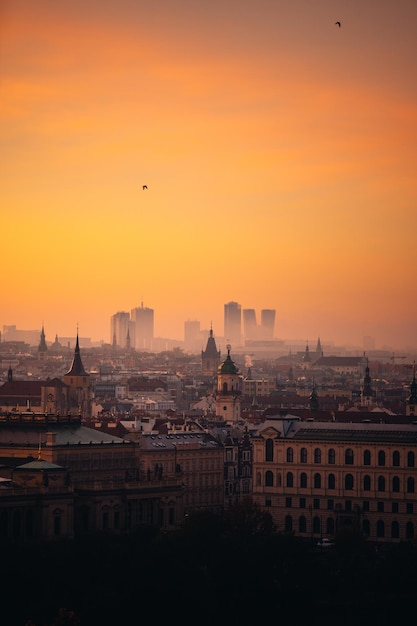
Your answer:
[391,521,400,539]
[406,521,414,540]
[407,451,415,468]
[286,447,294,463]
[314,448,321,464]
[300,448,308,463]
[313,516,321,534]
[265,470,274,487]
[345,474,354,490]
[265,439,274,462]
[300,472,307,488]
[363,450,371,466]
[326,518,335,536]
[407,477,415,493]
[376,520,385,538]
[222,382,228,394]
[285,515,293,532]
[392,451,400,467]
[378,476,385,492]
[364,475,371,491]
[328,448,335,464]
[345,448,354,465]
[328,473,336,490]
[286,472,294,488]
[378,450,385,466]
[362,519,370,537]
[392,476,400,492]
[314,473,321,489]
[298,516,307,533]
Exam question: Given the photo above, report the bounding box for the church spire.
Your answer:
[65,330,88,376]
[38,323,48,353]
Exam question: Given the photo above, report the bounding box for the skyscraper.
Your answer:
[260,309,276,340]
[243,309,258,341]
[224,301,242,347]
[110,311,130,348]
[131,303,154,350]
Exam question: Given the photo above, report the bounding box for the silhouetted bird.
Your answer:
[142,185,148,190]
[335,21,341,27]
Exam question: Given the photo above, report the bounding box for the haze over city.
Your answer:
[1,1,416,351]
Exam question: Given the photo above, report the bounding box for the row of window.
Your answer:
[261,469,417,492]
[283,497,414,515]
[283,515,415,540]
[265,441,417,467]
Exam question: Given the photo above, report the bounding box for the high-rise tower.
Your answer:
[131,303,154,350]
[260,309,275,340]
[243,309,257,341]
[110,311,131,348]
[224,301,241,347]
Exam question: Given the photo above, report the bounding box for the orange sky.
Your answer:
[1,0,417,351]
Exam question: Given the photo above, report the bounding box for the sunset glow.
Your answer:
[1,0,416,350]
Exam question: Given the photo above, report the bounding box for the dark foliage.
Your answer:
[3,506,417,626]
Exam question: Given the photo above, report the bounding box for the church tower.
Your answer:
[63,331,91,418]
[38,323,48,357]
[201,326,221,379]
[215,345,241,424]
[361,359,375,408]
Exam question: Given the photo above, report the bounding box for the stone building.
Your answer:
[139,430,224,516]
[252,417,417,543]
[0,410,184,543]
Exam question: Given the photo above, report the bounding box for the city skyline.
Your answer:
[1,1,416,351]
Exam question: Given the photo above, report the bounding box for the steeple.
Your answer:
[38,323,48,353]
[65,331,88,377]
[201,325,221,378]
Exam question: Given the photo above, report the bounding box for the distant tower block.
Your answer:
[224,301,242,347]
[131,302,154,350]
[243,309,257,341]
[110,311,130,348]
[260,309,275,340]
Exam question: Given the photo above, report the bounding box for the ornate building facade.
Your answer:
[252,417,417,543]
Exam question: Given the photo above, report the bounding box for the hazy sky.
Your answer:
[1,0,417,350]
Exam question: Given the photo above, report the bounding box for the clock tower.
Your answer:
[215,345,241,424]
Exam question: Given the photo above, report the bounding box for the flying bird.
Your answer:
[142,185,148,190]
[335,21,341,27]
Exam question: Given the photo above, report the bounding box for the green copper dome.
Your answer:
[218,345,239,375]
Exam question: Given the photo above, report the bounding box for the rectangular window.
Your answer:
[377,501,384,512]
[265,496,272,507]
[362,500,370,512]
[327,499,334,510]
[345,500,352,511]
[407,503,413,514]
[299,497,306,508]
[285,497,292,508]
[313,498,320,510]
[392,502,399,513]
